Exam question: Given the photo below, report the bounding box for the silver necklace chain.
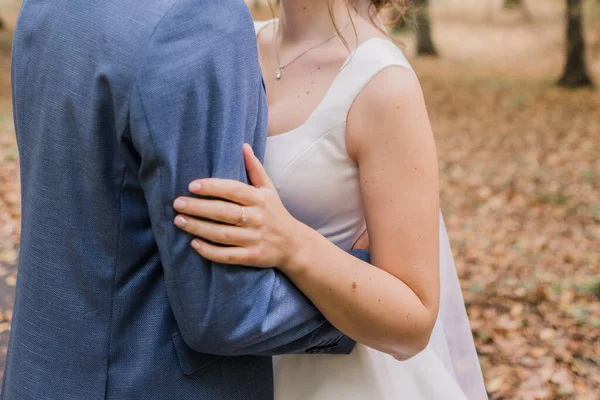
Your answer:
[273,17,352,81]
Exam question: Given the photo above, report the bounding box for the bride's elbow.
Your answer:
[389,314,436,361]
[391,333,431,361]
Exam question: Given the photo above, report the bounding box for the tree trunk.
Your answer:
[415,0,438,57]
[558,0,593,87]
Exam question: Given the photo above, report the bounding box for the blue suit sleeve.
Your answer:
[128,0,369,357]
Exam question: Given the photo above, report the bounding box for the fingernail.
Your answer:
[173,198,186,210]
[189,182,201,192]
[191,240,201,249]
[175,216,187,227]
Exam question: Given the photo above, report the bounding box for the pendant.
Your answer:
[276,66,284,80]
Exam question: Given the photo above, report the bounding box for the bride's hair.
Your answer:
[368,0,408,14]
[266,1,410,49]
[348,0,409,42]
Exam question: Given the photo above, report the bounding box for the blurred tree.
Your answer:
[504,0,523,8]
[558,0,593,87]
[414,0,438,56]
[502,0,533,22]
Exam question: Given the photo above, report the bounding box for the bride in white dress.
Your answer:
[173,0,486,398]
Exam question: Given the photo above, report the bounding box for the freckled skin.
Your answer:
[352,282,357,290]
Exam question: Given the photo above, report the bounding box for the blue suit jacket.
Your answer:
[3,0,368,399]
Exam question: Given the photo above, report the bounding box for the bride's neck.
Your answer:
[278,0,350,44]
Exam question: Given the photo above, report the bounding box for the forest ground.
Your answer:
[0,0,598,398]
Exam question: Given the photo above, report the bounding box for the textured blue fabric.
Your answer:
[4,0,370,399]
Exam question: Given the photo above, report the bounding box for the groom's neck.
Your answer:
[279,0,350,44]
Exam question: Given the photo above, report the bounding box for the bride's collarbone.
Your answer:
[262,55,347,136]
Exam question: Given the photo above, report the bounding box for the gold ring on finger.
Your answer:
[236,206,247,227]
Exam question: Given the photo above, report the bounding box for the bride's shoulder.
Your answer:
[351,18,413,71]
[346,63,425,155]
[357,66,421,110]
[352,21,417,98]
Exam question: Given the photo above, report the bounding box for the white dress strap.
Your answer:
[314,38,415,128]
[254,19,276,37]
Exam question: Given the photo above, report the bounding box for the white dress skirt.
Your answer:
[256,20,488,400]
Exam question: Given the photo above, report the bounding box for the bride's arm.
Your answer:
[291,66,441,360]
[174,66,440,360]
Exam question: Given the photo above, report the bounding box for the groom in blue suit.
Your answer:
[3,0,369,399]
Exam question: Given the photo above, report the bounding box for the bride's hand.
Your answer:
[173,144,302,268]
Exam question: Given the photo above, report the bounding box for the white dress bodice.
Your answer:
[263,37,409,251]
[255,20,487,400]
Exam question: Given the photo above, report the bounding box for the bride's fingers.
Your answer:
[188,178,259,206]
[173,197,246,225]
[243,144,275,190]
[174,215,255,246]
[191,238,253,266]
